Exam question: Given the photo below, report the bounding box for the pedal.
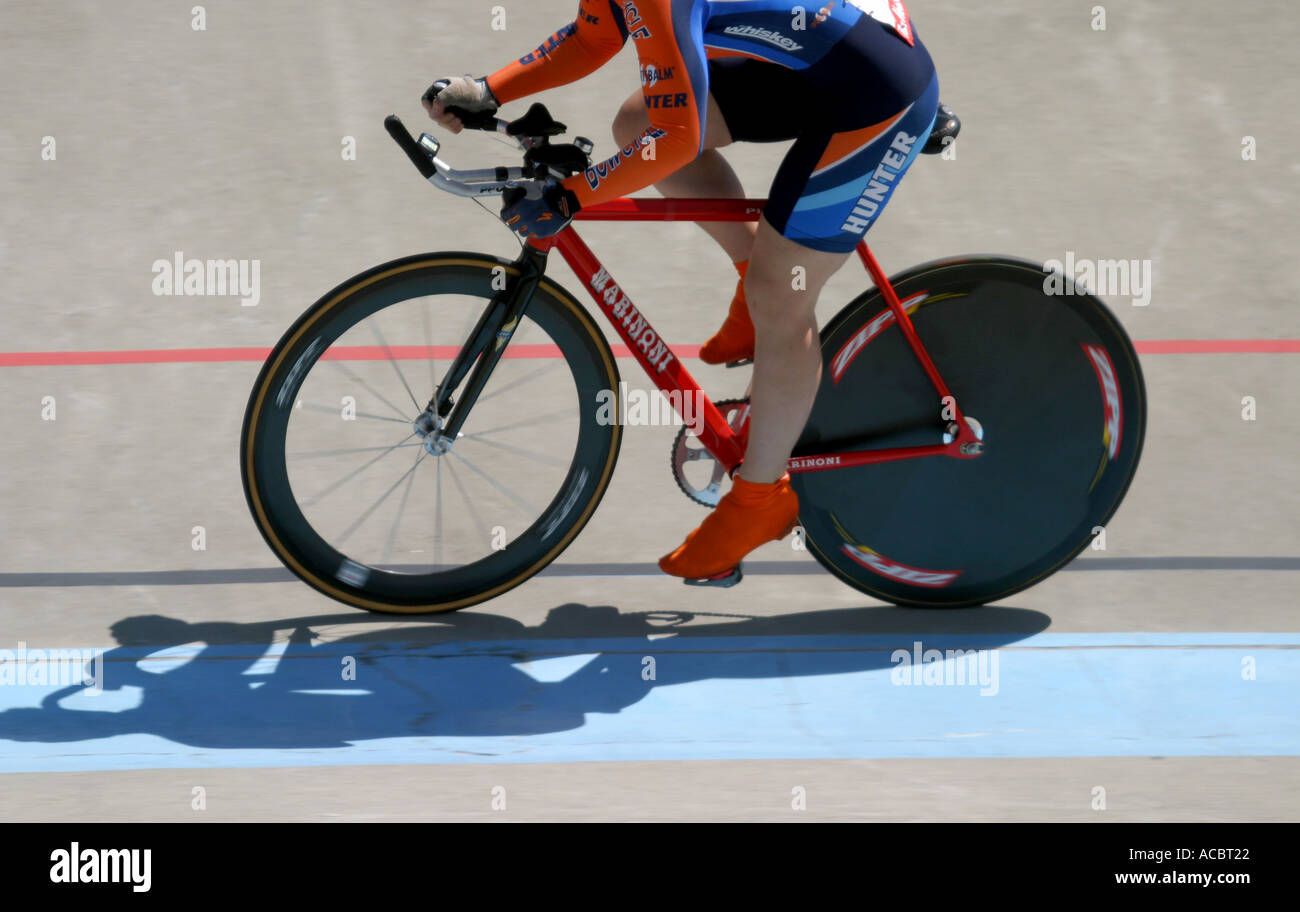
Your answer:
[724,358,753,369]
[682,564,743,588]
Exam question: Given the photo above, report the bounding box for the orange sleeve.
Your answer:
[561,0,709,207]
[485,0,628,104]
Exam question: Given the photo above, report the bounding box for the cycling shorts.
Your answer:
[708,18,939,253]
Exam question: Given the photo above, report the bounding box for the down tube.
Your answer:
[551,229,746,471]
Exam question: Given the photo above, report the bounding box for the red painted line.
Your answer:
[0,340,1293,367]
[0,347,272,367]
[1135,340,1300,354]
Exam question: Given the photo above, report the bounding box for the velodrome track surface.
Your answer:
[1,0,1297,820]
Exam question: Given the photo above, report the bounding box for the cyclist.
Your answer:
[425,0,940,584]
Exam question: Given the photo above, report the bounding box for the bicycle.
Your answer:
[240,101,1146,614]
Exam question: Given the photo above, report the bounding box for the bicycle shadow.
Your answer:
[0,602,1049,751]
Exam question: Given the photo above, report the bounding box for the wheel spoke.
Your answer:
[434,456,444,567]
[475,361,560,405]
[443,456,493,553]
[369,318,422,412]
[447,449,541,518]
[299,401,410,425]
[289,442,423,459]
[467,406,575,439]
[323,360,415,423]
[421,299,438,393]
[459,432,569,469]
[335,450,426,546]
[299,433,418,508]
[380,450,425,565]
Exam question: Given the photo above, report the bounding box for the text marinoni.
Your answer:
[589,267,675,373]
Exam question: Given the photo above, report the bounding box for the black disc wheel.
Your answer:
[792,255,1146,607]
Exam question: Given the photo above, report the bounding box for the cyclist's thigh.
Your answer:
[762,71,939,254]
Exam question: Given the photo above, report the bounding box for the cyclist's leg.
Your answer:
[611,56,811,260]
[616,59,819,366]
[612,90,753,261]
[659,74,941,580]
[743,72,940,483]
[738,226,843,483]
[657,226,842,580]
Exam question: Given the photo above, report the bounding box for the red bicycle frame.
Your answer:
[529,197,981,477]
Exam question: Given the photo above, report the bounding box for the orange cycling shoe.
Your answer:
[659,473,800,584]
[698,260,755,366]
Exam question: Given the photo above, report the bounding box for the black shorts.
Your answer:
[706,18,938,252]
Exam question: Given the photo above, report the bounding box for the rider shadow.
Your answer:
[0,602,1049,752]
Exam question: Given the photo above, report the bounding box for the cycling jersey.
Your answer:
[486,0,937,252]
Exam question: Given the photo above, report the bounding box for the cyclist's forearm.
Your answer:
[486,14,624,104]
[564,122,700,208]
[556,1,709,207]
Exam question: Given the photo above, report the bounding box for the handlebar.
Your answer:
[383,116,437,180]
[384,105,593,199]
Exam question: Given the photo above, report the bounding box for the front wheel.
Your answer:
[792,255,1147,608]
[241,253,622,614]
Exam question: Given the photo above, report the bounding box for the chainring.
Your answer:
[670,397,749,507]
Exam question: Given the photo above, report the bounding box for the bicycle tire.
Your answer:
[241,252,622,614]
[792,255,1147,608]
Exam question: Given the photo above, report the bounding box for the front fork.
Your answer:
[412,245,549,454]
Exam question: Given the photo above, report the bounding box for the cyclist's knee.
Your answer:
[612,92,649,148]
[743,268,814,327]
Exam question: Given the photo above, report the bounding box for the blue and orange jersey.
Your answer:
[485,0,919,207]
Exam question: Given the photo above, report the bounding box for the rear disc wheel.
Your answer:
[793,255,1146,607]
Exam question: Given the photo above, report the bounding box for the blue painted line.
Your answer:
[1,633,1296,772]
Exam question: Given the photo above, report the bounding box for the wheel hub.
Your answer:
[943,415,985,454]
[413,410,453,455]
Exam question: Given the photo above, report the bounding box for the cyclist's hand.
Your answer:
[500,179,581,239]
[422,76,497,133]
